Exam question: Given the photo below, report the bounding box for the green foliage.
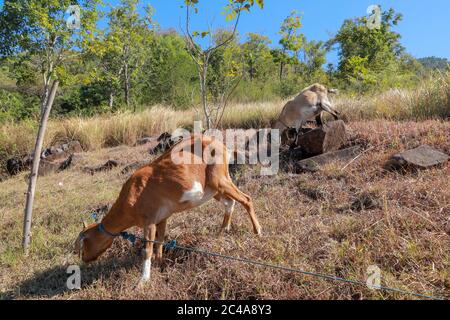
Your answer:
[0,1,444,124]
[242,33,274,81]
[326,7,417,92]
[279,10,304,55]
[0,89,39,123]
[135,31,198,108]
[418,57,449,71]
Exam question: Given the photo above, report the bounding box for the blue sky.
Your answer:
[1,0,449,64]
[146,0,449,64]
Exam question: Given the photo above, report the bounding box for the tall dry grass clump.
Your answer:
[0,102,284,165]
[220,100,282,129]
[51,106,193,150]
[334,71,449,120]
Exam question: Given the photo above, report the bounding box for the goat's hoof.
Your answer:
[217,226,231,236]
[154,257,164,267]
[136,277,150,289]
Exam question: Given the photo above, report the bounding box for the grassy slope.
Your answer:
[1,71,448,167]
[0,119,449,300]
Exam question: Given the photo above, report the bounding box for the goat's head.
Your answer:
[74,221,114,263]
[309,84,340,120]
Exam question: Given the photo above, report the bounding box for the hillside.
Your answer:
[418,57,449,71]
[0,118,449,300]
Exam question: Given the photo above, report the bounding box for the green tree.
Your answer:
[0,0,99,113]
[105,0,155,109]
[183,0,264,129]
[0,0,100,253]
[242,32,272,81]
[301,40,327,80]
[136,31,198,108]
[278,10,304,81]
[327,7,404,88]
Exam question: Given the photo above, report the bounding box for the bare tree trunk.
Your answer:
[23,80,59,255]
[279,61,284,82]
[108,90,114,109]
[124,62,130,108]
[199,58,211,130]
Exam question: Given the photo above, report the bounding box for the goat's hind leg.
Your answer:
[155,219,167,266]
[218,180,261,235]
[215,195,236,234]
[138,223,156,286]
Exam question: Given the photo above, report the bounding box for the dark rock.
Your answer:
[38,154,79,176]
[38,160,62,176]
[280,127,312,149]
[121,161,148,175]
[299,187,328,200]
[149,132,183,155]
[136,136,157,146]
[295,145,362,172]
[6,154,33,176]
[43,141,82,162]
[295,120,347,156]
[69,153,85,166]
[384,145,449,171]
[84,160,119,175]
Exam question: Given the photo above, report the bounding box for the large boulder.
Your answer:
[295,120,347,156]
[384,145,449,171]
[43,141,83,161]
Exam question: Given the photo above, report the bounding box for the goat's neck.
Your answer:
[100,202,135,235]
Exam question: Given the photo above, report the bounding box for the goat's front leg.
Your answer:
[139,223,156,285]
[315,113,323,127]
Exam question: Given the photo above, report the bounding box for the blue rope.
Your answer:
[116,232,444,300]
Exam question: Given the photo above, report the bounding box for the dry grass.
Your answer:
[1,72,448,166]
[0,120,449,300]
[334,72,449,121]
